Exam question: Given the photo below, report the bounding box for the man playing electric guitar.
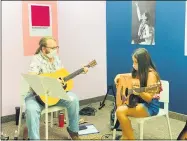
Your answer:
[24,37,88,140]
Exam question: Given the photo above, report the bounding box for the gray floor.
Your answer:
[1,100,186,140]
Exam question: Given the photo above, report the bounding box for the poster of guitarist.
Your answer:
[23,37,89,140]
[131,1,155,45]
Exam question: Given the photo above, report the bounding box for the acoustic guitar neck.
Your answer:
[63,68,85,82]
[121,83,160,98]
[127,87,146,95]
[63,59,97,82]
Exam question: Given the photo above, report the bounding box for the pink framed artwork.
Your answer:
[22,1,58,56]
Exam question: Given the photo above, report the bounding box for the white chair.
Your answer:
[18,77,69,140]
[113,80,172,140]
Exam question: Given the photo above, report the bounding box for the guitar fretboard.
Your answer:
[128,87,146,94]
[63,68,84,82]
[62,60,96,82]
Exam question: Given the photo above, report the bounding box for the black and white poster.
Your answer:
[131,1,156,45]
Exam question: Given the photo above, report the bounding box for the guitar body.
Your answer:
[116,75,142,108]
[121,75,132,106]
[116,74,160,109]
[33,60,97,106]
[177,120,187,140]
[116,75,132,107]
[40,68,74,91]
[39,68,73,106]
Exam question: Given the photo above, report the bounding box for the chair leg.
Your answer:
[113,129,116,140]
[45,112,48,139]
[112,113,117,140]
[139,121,144,140]
[64,108,71,139]
[166,114,172,140]
[65,108,69,127]
[18,106,23,136]
[50,112,53,128]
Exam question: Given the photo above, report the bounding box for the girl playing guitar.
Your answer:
[114,48,162,140]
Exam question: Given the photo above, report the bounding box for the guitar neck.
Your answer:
[63,68,86,82]
[128,87,146,95]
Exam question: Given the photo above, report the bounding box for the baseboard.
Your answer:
[79,95,106,106]
[79,94,114,106]
[1,95,186,123]
[169,111,187,122]
[1,114,16,123]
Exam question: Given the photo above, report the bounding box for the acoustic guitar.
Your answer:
[116,75,161,108]
[177,120,187,140]
[34,60,97,106]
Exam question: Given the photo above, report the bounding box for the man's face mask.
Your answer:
[46,49,57,58]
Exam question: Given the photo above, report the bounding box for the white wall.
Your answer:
[57,1,106,100]
[2,1,106,116]
[2,1,32,116]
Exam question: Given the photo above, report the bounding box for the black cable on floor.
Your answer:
[101,133,112,140]
[79,104,97,116]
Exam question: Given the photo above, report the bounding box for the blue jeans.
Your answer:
[142,99,160,116]
[24,91,79,140]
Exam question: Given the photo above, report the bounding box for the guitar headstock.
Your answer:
[86,60,97,68]
[145,82,161,93]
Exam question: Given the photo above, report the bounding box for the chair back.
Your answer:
[159,80,169,112]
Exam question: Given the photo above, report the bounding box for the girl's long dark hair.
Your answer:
[131,48,159,87]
